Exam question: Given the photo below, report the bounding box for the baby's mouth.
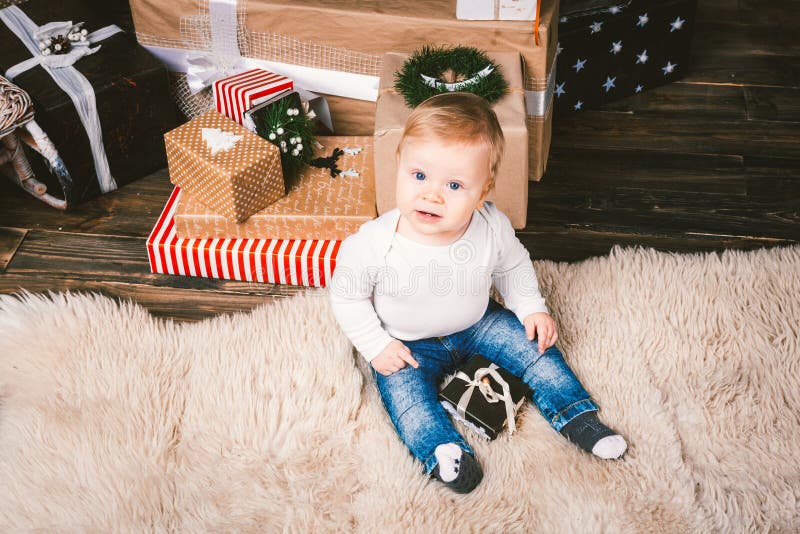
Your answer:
[415,209,441,220]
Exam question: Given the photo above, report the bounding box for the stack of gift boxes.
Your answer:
[147,69,377,287]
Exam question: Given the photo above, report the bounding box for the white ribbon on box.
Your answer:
[526,57,557,117]
[146,44,380,102]
[0,5,122,194]
[454,363,520,435]
[141,0,379,102]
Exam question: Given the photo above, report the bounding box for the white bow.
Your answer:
[185,52,250,94]
[455,364,519,435]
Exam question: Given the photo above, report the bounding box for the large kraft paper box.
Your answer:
[174,136,376,240]
[128,0,557,179]
[375,52,529,229]
[164,110,284,223]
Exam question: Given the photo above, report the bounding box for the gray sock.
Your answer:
[431,443,483,493]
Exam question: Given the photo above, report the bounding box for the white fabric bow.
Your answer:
[185,52,250,94]
[455,364,519,435]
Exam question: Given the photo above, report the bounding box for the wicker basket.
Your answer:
[0,75,68,208]
[0,74,33,137]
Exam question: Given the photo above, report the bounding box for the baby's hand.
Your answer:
[371,339,419,376]
[523,312,558,353]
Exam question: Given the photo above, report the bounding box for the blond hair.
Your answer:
[397,92,505,191]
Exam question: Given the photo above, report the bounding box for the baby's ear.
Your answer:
[477,179,493,208]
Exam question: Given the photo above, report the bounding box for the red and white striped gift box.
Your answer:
[213,69,294,125]
[147,188,341,287]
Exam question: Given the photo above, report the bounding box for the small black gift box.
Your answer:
[439,355,531,441]
[0,0,177,208]
[555,0,697,114]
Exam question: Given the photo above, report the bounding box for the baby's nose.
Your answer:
[421,190,444,203]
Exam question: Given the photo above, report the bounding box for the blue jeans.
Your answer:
[374,299,598,474]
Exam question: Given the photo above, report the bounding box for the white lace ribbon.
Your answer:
[455,363,519,435]
[0,5,122,193]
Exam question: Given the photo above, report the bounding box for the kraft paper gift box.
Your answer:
[555,0,698,115]
[164,109,284,223]
[0,0,177,209]
[173,136,376,241]
[374,51,530,229]
[147,187,341,287]
[439,355,531,441]
[128,0,558,179]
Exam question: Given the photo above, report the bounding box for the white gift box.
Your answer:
[457,0,539,20]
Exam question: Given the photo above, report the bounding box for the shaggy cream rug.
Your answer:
[1,246,799,532]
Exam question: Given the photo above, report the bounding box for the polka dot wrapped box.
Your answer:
[163,110,285,223]
[172,136,377,241]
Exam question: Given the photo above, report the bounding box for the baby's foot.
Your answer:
[560,411,627,459]
[431,443,483,493]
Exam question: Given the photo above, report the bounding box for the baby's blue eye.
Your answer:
[414,172,426,181]
[447,182,461,190]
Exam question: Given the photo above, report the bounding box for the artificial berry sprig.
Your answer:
[38,24,89,56]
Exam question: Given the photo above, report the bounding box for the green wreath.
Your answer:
[394,45,508,108]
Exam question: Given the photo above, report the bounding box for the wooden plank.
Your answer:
[0,227,28,271]
[692,22,800,58]
[686,53,800,88]
[744,86,800,121]
[518,227,795,263]
[551,111,800,159]
[0,276,301,322]
[0,170,173,237]
[525,184,800,241]
[696,0,741,25]
[544,148,747,194]
[744,157,800,202]
[737,0,797,27]
[598,82,747,119]
[697,0,797,27]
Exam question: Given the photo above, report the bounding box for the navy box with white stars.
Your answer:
[554,0,697,114]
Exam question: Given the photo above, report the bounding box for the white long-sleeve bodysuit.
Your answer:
[329,202,548,361]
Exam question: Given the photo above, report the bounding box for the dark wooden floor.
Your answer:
[1,0,798,320]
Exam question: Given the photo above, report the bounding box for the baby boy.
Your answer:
[330,92,626,493]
